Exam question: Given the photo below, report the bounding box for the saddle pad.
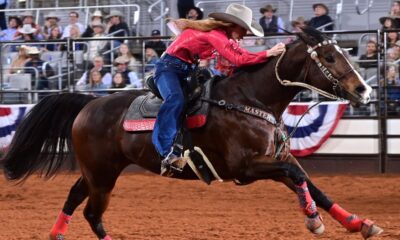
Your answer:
[123,79,213,132]
[123,114,207,132]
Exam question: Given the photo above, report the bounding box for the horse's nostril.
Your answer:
[355,85,366,94]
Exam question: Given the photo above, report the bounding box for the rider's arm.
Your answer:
[206,29,268,67]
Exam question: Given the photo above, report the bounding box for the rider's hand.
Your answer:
[266,42,286,57]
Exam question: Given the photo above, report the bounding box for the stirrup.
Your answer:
[160,156,186,177]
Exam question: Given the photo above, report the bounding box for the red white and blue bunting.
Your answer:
[283,102,348,157]
[0,102,347,156]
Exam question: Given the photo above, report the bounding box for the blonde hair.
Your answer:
[174,18,232,32]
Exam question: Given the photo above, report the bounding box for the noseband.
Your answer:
[275,39,355,100]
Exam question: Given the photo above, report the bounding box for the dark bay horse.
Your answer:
[2,27,382,239]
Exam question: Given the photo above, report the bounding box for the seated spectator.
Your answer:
[117,43,138,72]
[291,16,306,32]
[379,16,399,30]
[386,46,400,62]
[0,16,22,41]
[82,10,104,38]
[16,24,41,48]
[105,10,129,47]
[17,11,42,39]
[84,69,109,96]
[60,24,84,51]
[390,1,400,27]
[24,46,54,91]
[307,3,334,31]
[83,20,108,65]
[111,72,128,89]
[145,29,166,57]
[9,45,30,74]
[114,56,142,88]
[43,12,62,40]
[44,26,62,51]
[186,7,203,20]
[386,29,399,48]
[259,4,284,34]
[76,55,111,87]
[359,40,378,68]
[61,11,85,39]
[144,47,159,73]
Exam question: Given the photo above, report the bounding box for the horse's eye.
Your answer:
[324,54,335,63]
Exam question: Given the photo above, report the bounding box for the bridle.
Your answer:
[275,39,356,100]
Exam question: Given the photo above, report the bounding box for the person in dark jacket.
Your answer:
[307,3,334,31]
[105,10,129,47]
[145,29,166,57]
[177,0,195,19]
[258,4,284,35]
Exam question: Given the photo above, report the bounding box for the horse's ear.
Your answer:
[297,26,325,46]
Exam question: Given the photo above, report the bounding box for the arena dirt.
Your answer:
[0,173,399,239]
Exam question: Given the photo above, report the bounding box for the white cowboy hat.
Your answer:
[91,10,103,19]
[17,24,36,34]
[105,10,123,19]
[208,3,264,37]
[45,11,60,21]
[20,11,34,18]
[27,46,41,55]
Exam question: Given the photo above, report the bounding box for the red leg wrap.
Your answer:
[295,181,318,217]
[49,211,72,240]
[102,235,112,240]
[329,203,362,232]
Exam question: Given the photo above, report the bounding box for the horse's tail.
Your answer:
[2,93,96,182]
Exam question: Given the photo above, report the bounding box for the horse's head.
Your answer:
[295,26,372,105]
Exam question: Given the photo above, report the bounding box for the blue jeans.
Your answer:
[152,54,191,156]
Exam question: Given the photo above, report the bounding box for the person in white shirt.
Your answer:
[61,11,85,39]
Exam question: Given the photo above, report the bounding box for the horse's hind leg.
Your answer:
[49,177,89,240]
[83,170,121,240]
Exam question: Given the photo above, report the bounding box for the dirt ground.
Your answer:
[0,172,399,240]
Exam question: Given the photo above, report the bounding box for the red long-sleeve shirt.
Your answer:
[166,28,269,66]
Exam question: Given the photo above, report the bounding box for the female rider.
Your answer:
[153,3,286,176]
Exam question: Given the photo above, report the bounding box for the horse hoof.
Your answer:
[305,214,325,235]
[361,219,383,239]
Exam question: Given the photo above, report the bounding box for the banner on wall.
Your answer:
[0,104,33,149]
[0,102,347,156]
[283,101,348,157]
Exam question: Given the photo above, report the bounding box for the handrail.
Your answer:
[148,0,169,22]
[0,4,140,30]
[355,0,374,15]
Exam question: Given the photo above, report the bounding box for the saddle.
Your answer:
[123,67,214,132]
[123,67,222,184]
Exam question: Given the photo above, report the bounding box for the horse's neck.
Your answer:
[214,45,306,118]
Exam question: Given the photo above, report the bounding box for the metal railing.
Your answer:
[0,4,141,32]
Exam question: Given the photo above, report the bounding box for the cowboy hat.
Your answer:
[91,10,103,19]
[114,56,130,65]
[20,11,34,18]
[45,12,60,21]
[209,3,264,37]
[312,3,329,15]
[379,16,399,27]
[27,46,41,55]
[291,16,306,27]
[259,4,277,14]
[105,10,123,19]
[17,24,36,34]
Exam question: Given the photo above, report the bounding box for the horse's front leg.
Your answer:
[244,155,383,239]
